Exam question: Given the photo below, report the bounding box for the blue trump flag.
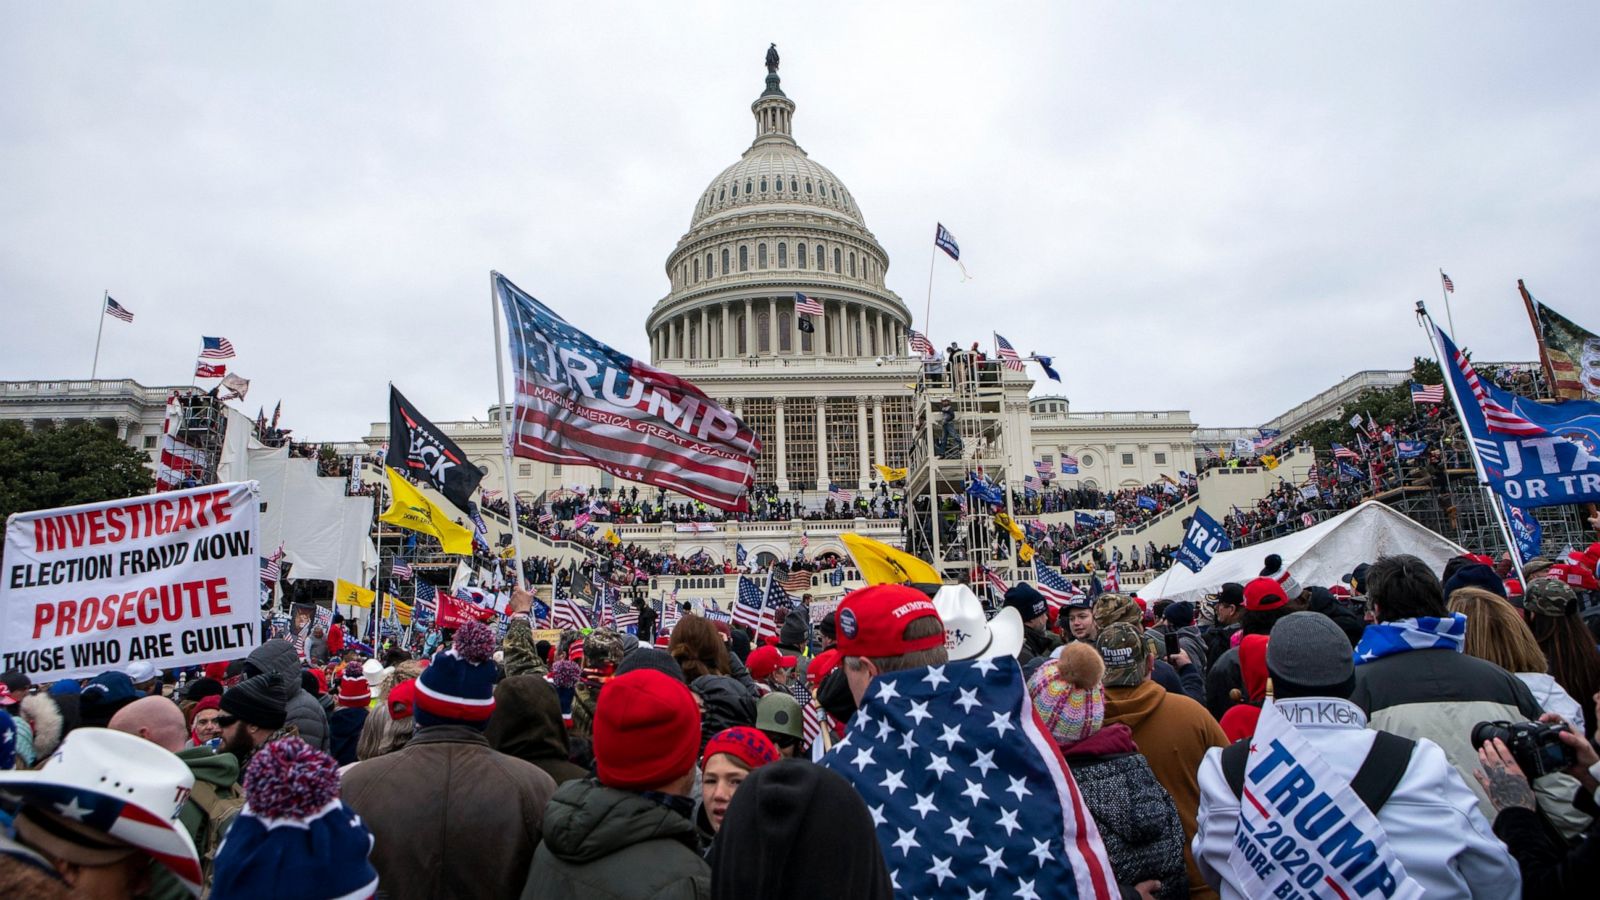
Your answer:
[1176,507,1232,572]
[1338,460,1367,481]
[1396,440,1428,460]
[1432,317,1600,508]
[1504,500,1543,567]
[1035,354,1063,382]
[1073,510,1102,530]
[1135,495,1158,511]
[966,472,1005,506]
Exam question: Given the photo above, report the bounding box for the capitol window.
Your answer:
[849,252,856,277]
[833,248,841,273]
[798,242,807,268]
[805,180,813,194]
[778,311,792,351]
[722,248,730,274]
[778,243,787,267]
[705,252,713,278]
[1082,454,1095,467]
[719,187,725,202]
[731,182,738,197]
[739,246,749,272]
[760,177,767,192]
[757,312,771,352]
[1155,452,1167,465]
[1121,453,1134,466]
[693,258,700,282]
[746,179,753,194]
[790,178,798,192]
[758,244,768,268]
[816,244,825,269]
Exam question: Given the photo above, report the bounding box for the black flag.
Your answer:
[387,386,483,514]
[797,317,814,334]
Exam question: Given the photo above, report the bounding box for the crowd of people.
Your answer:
[4,532,1598,898]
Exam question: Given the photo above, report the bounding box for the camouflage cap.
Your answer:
[1524,578,1576,617]
[1092,593,1142,631]
[582,628,626,670]
[1097,623,1151,688]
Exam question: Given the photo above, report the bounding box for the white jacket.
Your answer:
[1516,671,1586,734]
[1193,697,1519,900]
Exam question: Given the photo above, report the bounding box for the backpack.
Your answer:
[189,779,247,886]
[1221,730,1415,814]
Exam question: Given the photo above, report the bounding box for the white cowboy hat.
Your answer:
[0,727,202,896]
[933,584,1025,661]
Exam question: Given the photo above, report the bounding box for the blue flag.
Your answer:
[1035,354,1062,382]
[1504,500,1543,567]
[736,543,748,565]
[934,223,960,261]
[1396,440,1427,460]
[1176,507,1232,572]
[1074,510,1100,530]
[1434,318,1600,508]
[1136,495,1158,511]
[830,567,844,587]
[1257,427,1281,441]
[1338,460,1366,481]
[966,472,1005,506]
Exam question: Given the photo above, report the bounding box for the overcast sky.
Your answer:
[4,2,1597,440]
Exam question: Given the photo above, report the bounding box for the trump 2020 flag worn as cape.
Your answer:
[378,466,475,555]
[495,273,761,511]
[388,386,483,514]
[821,658,1116,899]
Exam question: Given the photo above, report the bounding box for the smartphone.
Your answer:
[1163,632,1181,658]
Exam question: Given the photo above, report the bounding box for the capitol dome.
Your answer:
[646,53,911,366]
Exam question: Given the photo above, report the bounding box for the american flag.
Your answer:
[821,659,1116,899]
[413,581,437,611]
[1033,560,1083,610]
[733,575,771,634]
[156,433,205,491]
[1023,475,1043,493]
[788,679,825,747]
[657,595,681,634]
[1435,321,1544,436]
[828,483,854,504]
[611,594,639,631]
[794,292,824,316]
[1330,443,1360,461]
[481,489,503,502]
[497,274,760,512]
[1105,560,1121,593]
[574,511,591,529]
[537,511,554,527]
[104,296,134,322]
[551,583,592,630]
[391,559,413,581]
[1033,460,1052,475]
[908,329,935,356]
[979,565,1008,600]
[778,568,813,594]
[260,547,284,585]
[194,361,226,379]
[994,333,1025,372]
[199,336,236,359]
[1409,383,1444,404]
[1060,454,1080,474]
[1440,270,1455,293]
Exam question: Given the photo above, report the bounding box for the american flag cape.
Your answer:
[496,273,760,511]
[821,658,1116,899]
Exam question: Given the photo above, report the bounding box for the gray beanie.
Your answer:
[1265,612,1354,698]
[613,647,686,683]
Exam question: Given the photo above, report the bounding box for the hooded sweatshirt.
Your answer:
[1103,679,1228,900]
[522,779,710,900]
[246,639,330,751]
[708,758,893,900]
[486,675,587,786]
[144,746,242,900]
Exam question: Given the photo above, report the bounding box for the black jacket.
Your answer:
[524,779,709,900]
[1492,784,1600,898]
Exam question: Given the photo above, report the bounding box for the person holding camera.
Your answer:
[1475,699,1600,897]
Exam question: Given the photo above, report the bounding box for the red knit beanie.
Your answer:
[336,663,371,708]
[592,669,701,791]
[701,726,779,771]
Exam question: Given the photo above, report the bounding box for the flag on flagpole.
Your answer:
[379,466,476,555]
[827,483,854,504]
[1034,354,1062,382]
[199,336,236,359]
[1105,560,1121,592]
[1436,320,1543,436]
[793,292,824,316]
[994,333,1025,372]
[261,547,285,585]
[1409,383,1444,404]
[219,372,250,401]
[104,296,134,322]
[194,362,226,379]
[391,559,413,581]
[933,223,971,279]
[907,329,935,357]
[1060,454,1080,474]
[1330,443,1360,461]
[551,583,592,630]
[1440,270,1455,293]
[733,575,770,634]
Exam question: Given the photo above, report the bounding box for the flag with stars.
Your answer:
[821,658,1115,899]
[496,272,760,512]
[1033,560,1084,611]
[732,575,770,635]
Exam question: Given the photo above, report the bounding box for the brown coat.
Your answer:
[1104,678,1228,900]
[341,725,557,900]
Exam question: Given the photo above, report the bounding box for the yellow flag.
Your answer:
[334,579,376,609]
[382,595,414,626]
[840,533,942,587]
[604,528,621,546]
[380,467,475,555]
[873,464,908,483]
[1261,455,1280,471]
[1019,543,1036,563]
[992,512,1024,542]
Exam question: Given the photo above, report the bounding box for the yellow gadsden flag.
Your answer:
[1261,455,1280,471]
[334,579,377,609]
[873,464,908,483]
[840,533,942,588]
[380,466,475,555]
[992,511,1025,543]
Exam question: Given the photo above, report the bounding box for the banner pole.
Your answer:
[91,290,108,380]
[1415,302,1524,583]
[1438,269,1458,339]
[489,271,526,588]
[922,242,936,342]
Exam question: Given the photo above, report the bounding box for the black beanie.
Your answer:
[184,677,224,702]
[614,648,686,682]
[222,672,289,730]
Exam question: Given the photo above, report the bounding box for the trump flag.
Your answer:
[495,273,761,511]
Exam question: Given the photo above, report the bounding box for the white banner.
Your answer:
[673,522,717,533]
[1,482,262,680]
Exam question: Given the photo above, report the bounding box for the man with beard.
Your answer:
[217,671,291,764]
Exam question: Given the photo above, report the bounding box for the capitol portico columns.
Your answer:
[814,400,829,490]
[768,299,778,356]
[855,398,869,490]
[773,397,788,491]
[872,395,885,467]
[744,299,753,357]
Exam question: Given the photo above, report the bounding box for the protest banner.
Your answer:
[1,482,261,680]
[1176,507,1232,572]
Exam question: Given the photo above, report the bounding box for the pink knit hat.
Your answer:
[1026,643,1105,745]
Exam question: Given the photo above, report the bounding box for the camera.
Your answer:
[1471,720,1576,779]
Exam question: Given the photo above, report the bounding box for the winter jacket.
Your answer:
[691,675,757,753]
[1306,587,1366,648]
[1023,624,1064,660]
[1194,696,1520,899]
[486,675,588,786]
[1516,671,1586,735]
[342,725,557,900]
[1491,767,1600,899]
[1104,678,1229,900]
[1201,624,1238,672]
[1150,623,1209,675]
[1061,724,1188,900]
[246,639,329,751]
[1350,646,1589,836]
[501,617,551,679]
[522,779,711,900]
[145,745,241,900]
[1155,658,1205,706]
[329,707,367,767]
[1204,646,1246,720]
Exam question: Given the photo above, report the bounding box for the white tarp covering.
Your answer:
[1137,501,1466,606]
[248,444,376,586]
[215,406,264,485]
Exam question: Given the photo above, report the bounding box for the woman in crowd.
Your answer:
[187,695,223,748]
[1449,586,1586,731]
[1028,643,1187,898]
[670,616,732,682]
[697,727,779,842]
[1522,579,1600,735]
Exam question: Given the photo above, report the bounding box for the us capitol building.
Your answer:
[0,52,1204,555]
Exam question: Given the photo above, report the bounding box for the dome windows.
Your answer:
[722,248,730,274]
[805,180,813,194]
[849,252,856,277]
[758,244,768,269]
[778,243,788,268]
[718,186,726,202]
[739,245,749,272]
[731,182,739,198]
[797,242,807,269]
[790,177,798,192]
[746,179,753,195]
[760,177,768,192]
[815,244,825,269]
[693,258,701,282]
[833,248,842,273]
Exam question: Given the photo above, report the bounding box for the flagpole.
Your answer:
[1415,302,1524,584]
[1438,268,1457,339]
[922,243,937,341]
[489,271,526,588]
[1516,279,1559,398]
[91,290,108,380]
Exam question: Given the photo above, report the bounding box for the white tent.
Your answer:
[1137,501,1467,606]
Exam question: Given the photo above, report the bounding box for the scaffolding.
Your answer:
[901,351,1019,587]
[157,388,230,490]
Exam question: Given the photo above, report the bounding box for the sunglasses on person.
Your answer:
[214,714,240,728]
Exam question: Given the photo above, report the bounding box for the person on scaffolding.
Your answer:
[934,398,962,458]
